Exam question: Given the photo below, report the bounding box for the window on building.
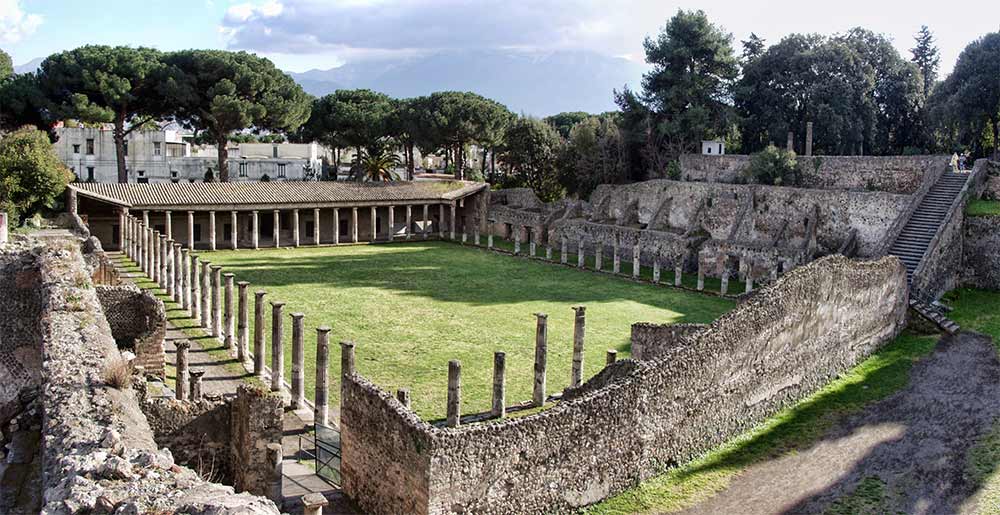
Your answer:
[239,162,248,177]
[86,167,95,182]
[123,140,128,156]
[273,146,279,158]
[86,139,94,155]
[706,147,712,154]
[170,170,178,179]
[277,163,286,178]
[223,223,232,242]
[137,177,149,184]
[137,170,145,177]
[73,144,80,154]
[153,142,161,156]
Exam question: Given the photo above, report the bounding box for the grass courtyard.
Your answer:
[201,240,734,419]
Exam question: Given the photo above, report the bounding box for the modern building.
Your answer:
[701,140,725,155]
[54,125,323,183]
[67,180,489,251]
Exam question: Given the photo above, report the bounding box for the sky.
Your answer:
[2,0,999,76]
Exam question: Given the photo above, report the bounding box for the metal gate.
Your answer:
[314,423,342,485]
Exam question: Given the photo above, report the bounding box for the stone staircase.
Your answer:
[888,172,969,285]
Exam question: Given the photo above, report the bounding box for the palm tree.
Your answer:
[351,143,402,182]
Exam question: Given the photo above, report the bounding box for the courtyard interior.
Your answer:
[199,240,734,419]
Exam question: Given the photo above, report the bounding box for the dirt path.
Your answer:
[676,332,1000,515]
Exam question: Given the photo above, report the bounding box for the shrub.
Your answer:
[102,357,132,389]
[0,126,74,222]
[745,144,798,186]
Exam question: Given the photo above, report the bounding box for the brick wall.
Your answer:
[96,284,166,378]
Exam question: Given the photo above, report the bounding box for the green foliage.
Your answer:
[500,116,564,201]
[0,127,74,221]
[351,142,401,182]
[0,48,11,81]
[967,199,1000,216]
[0,72,50,132]
[544,111,592,138]
[928,32,1000,157]
[665,160,681,180]
[910,25,940,96]
[746,145,798,186]
[303,89,394,155]
[557,114,628,197]
[161,50,311,181]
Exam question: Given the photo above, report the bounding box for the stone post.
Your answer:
[118,209,127,251]
[165,210,173,240]
[438,204,445,238]
[720,271,730,296]
[313,208,321,244]
[211,266,223,341]
[254,290,267,377]
[613,240,621,274]
[189,369,204,400]
[175,341,190,401]
[652,256,661,283]
[396,389,411,409]
[351,207,358,243]
[675,264,683,287]
[160,234,169,289]
[273,210,281,248]
[606,349,617,365]
[332,208,340,244]
[252,210,260,250]
[595,245,603,271]
[292,209,300,247]
[315,326,331,426]
[67,189,78,214]
[187,211,195,250]
[492,351,505,418]
[208,210,217,251]
[513,227,521,255]
[632,244,641,278]
[340,340,356,379]
[577,240,585,268]
[201,261,211,329]
[545,243,553,260]
[449,204,456,240]
[529,228,536,256]
[174,243,183,302]
[805,121,814,156]
[230,211,238,250]
[301,493,328,515]
[746,274,754,293]
[290,312,305,410]
[270,301,285,393]
[771,266,779,281]
[560,237,568,264]
[422,205,429,239]
[191,255,201,323]
[474,228,480,246]
[180,248,190,310]
[697,263,705,291]
[533,313,548,407]
[150,231,158,282]
[787,131,794,153]
[405,205,412,240]
[370,206,377,241]
[571,306,586,388]
[223,273,235,351]
[446,359,461,427]
[237,281,249,363]
[487,226,494,248]
[266,443,283,505]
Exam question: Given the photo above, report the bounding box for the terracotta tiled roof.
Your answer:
[71,180,487,210]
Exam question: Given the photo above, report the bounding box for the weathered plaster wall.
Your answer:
[630,322,707,361]
[341,255,908,514]
[962,215,1000,290]
[96,284,166,378]
[143,396,234,483]
[230,384,285,496]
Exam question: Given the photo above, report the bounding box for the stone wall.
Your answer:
[96,284,167,378]
[630,322,707,361]
[28,235,280,514]
[962,215,1000,290]
[230,384,285,496]
[979,161,1000,200]
[678,154,949,195]
[143,396,234,483]
[341,254,909,514]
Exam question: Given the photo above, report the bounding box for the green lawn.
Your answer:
[967,199,1000,217]
[199,241,733,419]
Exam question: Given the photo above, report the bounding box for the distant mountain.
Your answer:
[287,49,647,116]
[14,57,43,74]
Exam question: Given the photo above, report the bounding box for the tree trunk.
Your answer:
[481,148,488,178]
[491,150,496,183]
[407,142,415,181]
[113,113,128,183]
[456,142,464,180]
[993,116,999,155]
[216,136,229,182]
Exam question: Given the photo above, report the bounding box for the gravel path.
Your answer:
[676,332,1000,515]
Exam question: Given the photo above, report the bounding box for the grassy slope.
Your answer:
[967,199,1000,217]
[199,241,733,419]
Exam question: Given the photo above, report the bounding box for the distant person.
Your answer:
[958,153,967,171]
[951,153,959,172]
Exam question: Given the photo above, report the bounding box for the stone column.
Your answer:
[237,281,249,363]
[396,389,411,408]
[149,231,157,282]
[201,261,212,329]
[208,210,217,251]
[474,227,480,246]
[230,211,238,250]
[571,306,586,388]
[117,209,126,250]
[254,290,267,377]
[190,255,201,323]
[606,349,617,365]
[266,443,283,504]
[405,205,412,240]
[529,228,536,256]
[388,205,395,242]
[165,210,173,240]
[273,210,281,248]
[252,210,260,249]
[513,227,521,255]
[449,204,456,240]
[787,131,794,153]
[632,244,641,279]
[67,189,78,214]
[340,340,356,380]
[173,243,183,302]
[290,312,305,410]
[351,207,358,243]
[315,326,331,427]
[720,271,730,296]
[491,351,506,418]
[805,121,814,156]
[446,359,461,427]
[422,205,429,239]
[438,204,445,238]
[595,245,603,271]
[675,264,683,287]
[545,243,553,260]
[211,266,223,341]
[333,208,340,245]
[223,273,235,351]
[164,239,174,297]
[560,237,568,264]
[370,206,377,242]
[652,256,661,283]
[160,234,169,288]
[301,493,329,515]
[189,369,204,400]
[533,313,548,407]
[292,209,300,247]
[187,211,195,250]
[697,263,705,291]
[577,240,585,268]
[746,274,754,293]
[175,341,190,401]
[270,301,285,393]
[313,208,321,245]
[487,226,494,248]
[613,239,621,274]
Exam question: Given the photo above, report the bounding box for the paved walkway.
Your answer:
[112,254,359,514]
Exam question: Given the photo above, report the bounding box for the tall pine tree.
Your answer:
[911,25,940,95]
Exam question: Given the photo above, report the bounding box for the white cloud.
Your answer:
[0,0,43,44]
[225,1,284,24]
